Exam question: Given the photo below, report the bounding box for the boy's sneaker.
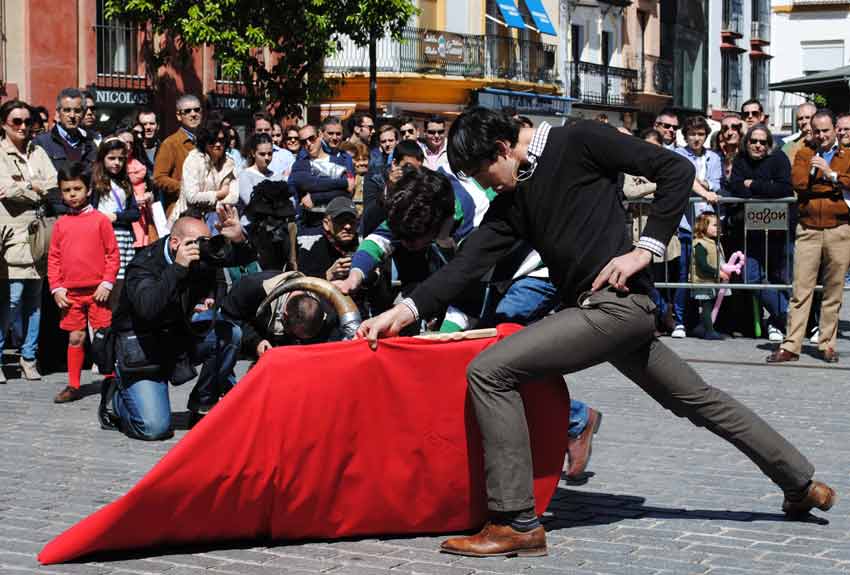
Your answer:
[809,327,820,345]
[54,386,81,404]
[19,357,41,380]
[671,325,686,339]
[768,325,784,342]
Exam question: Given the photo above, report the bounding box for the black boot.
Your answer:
[701,301,724,340]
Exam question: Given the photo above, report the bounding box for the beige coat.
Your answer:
[171,149,239,224]
[623,173,681,262]
[0,138,57,279]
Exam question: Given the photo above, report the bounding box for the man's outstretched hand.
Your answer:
[591,248,652,292]
[355,304,416,350]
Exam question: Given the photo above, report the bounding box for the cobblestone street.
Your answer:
[2,324,849,575]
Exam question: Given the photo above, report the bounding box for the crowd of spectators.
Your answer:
[0,85,847,441]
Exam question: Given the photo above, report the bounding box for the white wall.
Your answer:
[769,7,850,130]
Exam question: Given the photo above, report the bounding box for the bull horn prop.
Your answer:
[256,275,362,340]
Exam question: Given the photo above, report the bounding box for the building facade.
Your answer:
[770,0,850,132]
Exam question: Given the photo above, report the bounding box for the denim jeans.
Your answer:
[113,314,242,440]
[745,234,789,330]
[673,232,692,326]
[0,279,42,361]
[481,275,591,438]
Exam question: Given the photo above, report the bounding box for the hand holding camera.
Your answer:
[175,237,201,269]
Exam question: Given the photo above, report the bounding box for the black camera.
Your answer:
[191,235,232,267]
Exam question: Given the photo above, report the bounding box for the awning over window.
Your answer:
[496,0,527,30]
[522,0,557,36]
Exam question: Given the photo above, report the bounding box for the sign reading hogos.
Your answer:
[745,202,789,231]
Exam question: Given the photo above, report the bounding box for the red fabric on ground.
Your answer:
[39,324,570,564]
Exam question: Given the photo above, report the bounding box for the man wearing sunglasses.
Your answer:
[154,94,203,219]
[653,109,680,149]
[421,115,450,171]
[34,88,98,187]
[289,124,354,234]
[770,110,850,365]
[741,99,766,132]
[399,117,420,142]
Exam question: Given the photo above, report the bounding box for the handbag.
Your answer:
[27,209,55,262]
[115,330,162,380]
[91,327,116,375]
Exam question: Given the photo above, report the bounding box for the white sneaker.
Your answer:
[768,325,784,342]
[810,327,820,345]
[671,325,686,338]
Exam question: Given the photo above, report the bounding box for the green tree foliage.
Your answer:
[106,0,417,116]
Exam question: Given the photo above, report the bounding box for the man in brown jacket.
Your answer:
[153,94,203,218]
[768,110,850,363]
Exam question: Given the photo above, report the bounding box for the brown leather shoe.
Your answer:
[766,349,799,363]
[54,386,82,404]
[566,408,602,480]
[823,348,839,363]
[783,480,837,517]
[440,522,547,557]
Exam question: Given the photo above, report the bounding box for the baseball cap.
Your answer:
[326,196,358,219]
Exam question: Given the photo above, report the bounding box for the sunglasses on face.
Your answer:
[401,128,415,135]
[84,106,96,113]
[655,122,677,130]
[427,129,445,136]
[300,134,318,145]
[8,118,33,127]
[285,136,299,143]
[742,110,761,118]
[721,123,742,132]
[180,107,202,115]
[749,138,768,146]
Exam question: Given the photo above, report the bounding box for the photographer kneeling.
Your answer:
[108,205,254,440]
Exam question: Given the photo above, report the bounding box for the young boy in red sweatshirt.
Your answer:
[48,163,120,403]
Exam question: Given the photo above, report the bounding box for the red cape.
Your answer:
[39,325,570,564]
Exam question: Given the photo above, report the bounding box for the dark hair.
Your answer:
[683,115,710,136]
[242,133,274,166]
[135,108,157,124]
[515,115,534,128]
[285,294,325,340]
[56,88,83,109]
[740,98,764,114]
[446,106,518,177]
[398,116,417,129]
[386,168,454,244]
[195,119,227,153]
[656,108,679,122]
[351,111,374,128]
[91,137,132,202]
[81,90,95,103]
[639,128,662,143]
[425,114,446,129]
[252,111,274,130]
[392,140,425,165]
[57,162,90,189]
[812,108,836,126]
[742,123,774,158]
[320,116,342,130]
[0,100,31,138]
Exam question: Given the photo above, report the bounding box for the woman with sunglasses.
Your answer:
[715,114,743,191]
[0,100,59,381]
[284,127,302,156]
[729,124,793,341]
[171,119,239,229]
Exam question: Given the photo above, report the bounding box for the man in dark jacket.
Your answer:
[357,107,835,557]
[109,206,253,440]
[298,196,359,281]
[35,88,98,215]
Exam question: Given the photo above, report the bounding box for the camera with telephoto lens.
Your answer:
[189,235,232,268]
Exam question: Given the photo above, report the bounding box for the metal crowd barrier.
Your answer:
[626,196,843,291]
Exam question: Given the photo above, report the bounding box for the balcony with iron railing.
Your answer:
[633,55,673,96]
[95,20,148,90]
[324,26,559,85]
[570,61,638,107]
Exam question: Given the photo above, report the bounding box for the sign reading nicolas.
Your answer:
[95,88,151,107]
[423,30,465,63]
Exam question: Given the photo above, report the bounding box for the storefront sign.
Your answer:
[95,89,151,107]
[208,92,251,112]
[745,202,789,231]
[476,89,571,116]
[423,30,465,63]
